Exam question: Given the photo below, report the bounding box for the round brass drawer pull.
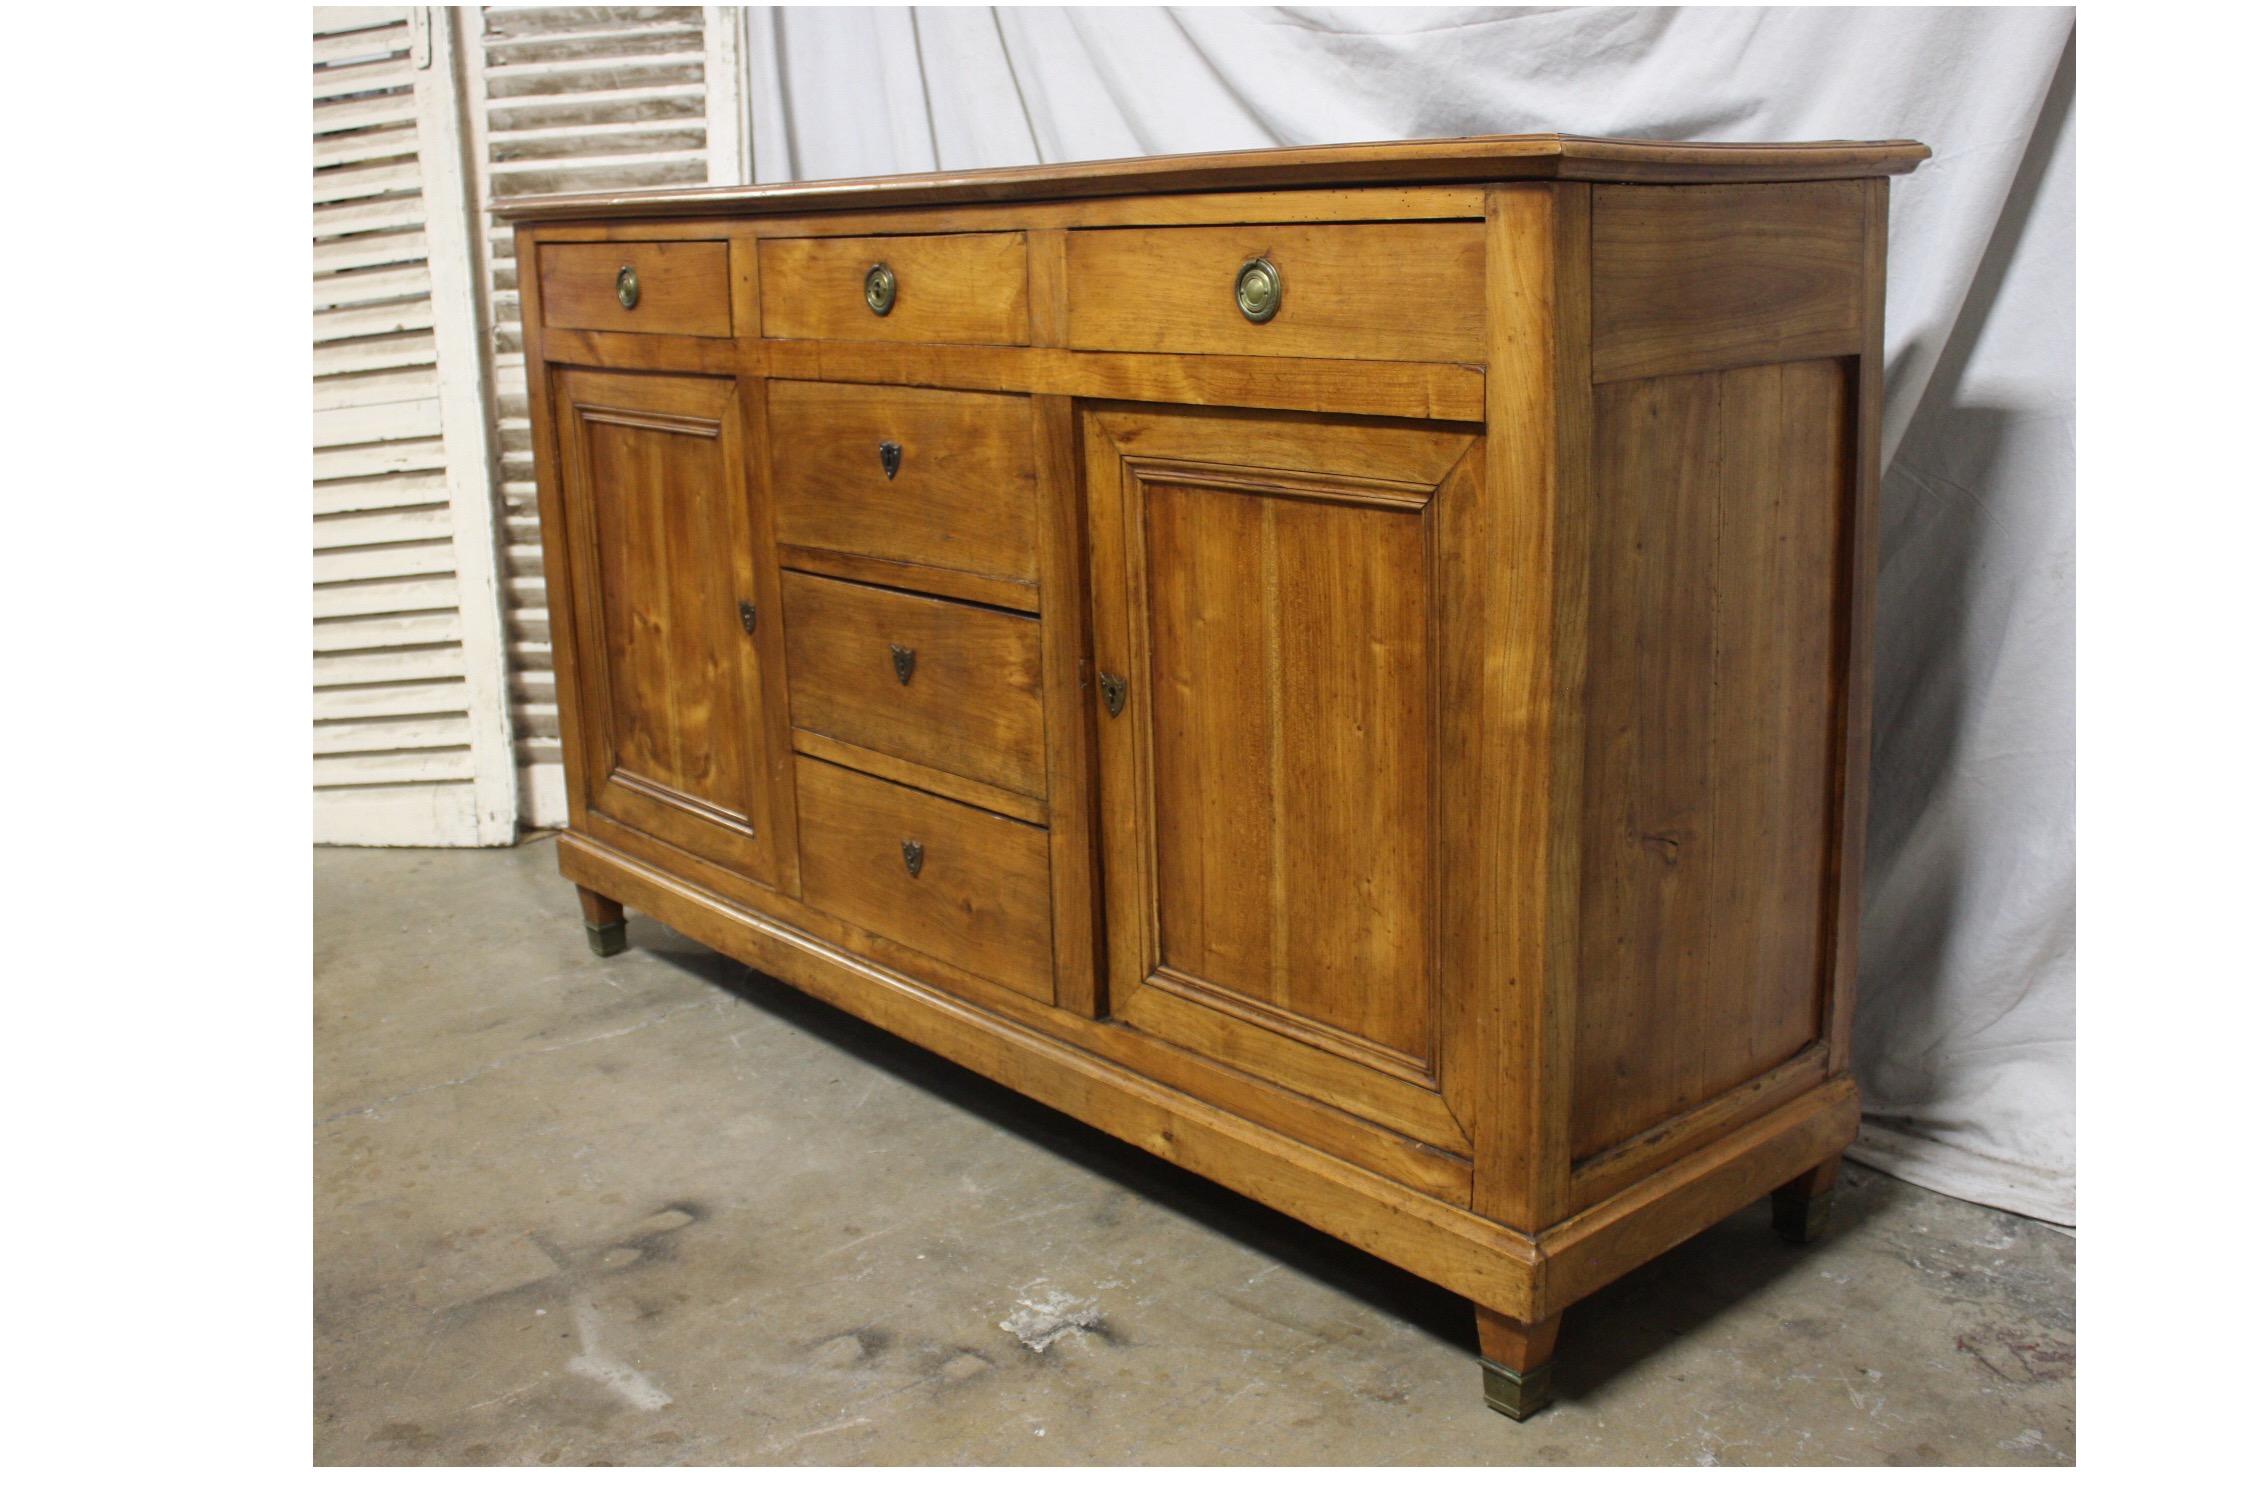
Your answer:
[864,261,897,316]
[615,264,639,310]
[1234,256,1282,323]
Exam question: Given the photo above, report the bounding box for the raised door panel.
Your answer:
[554,367,785,886]
[1085,406,1484,1160]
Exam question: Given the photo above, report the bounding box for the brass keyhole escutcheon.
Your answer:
[615,264,640,310]
[900,839,924,878]
[1099,672,1128,717]
[864,261,897,316]
[1234,256,1281,323]
[890,643,916,685]
[737,600,757,635]
[878,440,902,480]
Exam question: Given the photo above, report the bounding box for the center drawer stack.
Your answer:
[766,368,1057,1008]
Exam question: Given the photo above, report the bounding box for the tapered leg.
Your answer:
[1772,1154,1841,1244]
[1475,1307,1562,1420]
[578,886,628,957]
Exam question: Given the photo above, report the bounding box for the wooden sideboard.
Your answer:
[501,133,1928,1420]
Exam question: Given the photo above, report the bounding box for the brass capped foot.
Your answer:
[1475,1306,1561,1421]
[585,918,628,957]
[1479,1356,1554,1421]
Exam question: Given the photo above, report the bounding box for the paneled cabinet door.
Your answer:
[553,368,788,887]
[1082,406,1491,1161]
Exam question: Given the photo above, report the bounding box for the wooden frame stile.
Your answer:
[411,6,517,844]
[1032,392,1102,1017]
[1828,178,1889,1078]
[1474,182,1588,1245]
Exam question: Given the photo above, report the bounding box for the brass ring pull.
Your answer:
[864,261,897,316]
[615,264,640,310]
[1234,256,1282,323]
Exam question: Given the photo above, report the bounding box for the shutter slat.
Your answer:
[314,57,413,101]
[314,158,423,204]
[315,193,428,239]
[311,330,437,378]
[313,264,431,310]
[313,227,428,275]
[313,396,443,448]
[314,91,419,135]
[313,298,435,344]
[315,610,462,653]
[314,471,450,515]
[314,575,463,620]
[314,747,480,788]
[311,436,446,482]
[314,644,468,688]
[313,679,473,720]
[314,505,454,551]
[489,147,704,175]
[313,10,410,41]
[312,539,457,586]
[315,714,472,754]
[481,49,704,83]
[313,122,418,168]
[314,366,439,411]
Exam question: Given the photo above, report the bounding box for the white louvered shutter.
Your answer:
[313,9,516,846]
[466,6,748,828]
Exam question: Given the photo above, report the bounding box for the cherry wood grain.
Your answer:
[760,232,1030,345]
[538,240,732,337]
[1084,404,1479,1156]
[779,570,1047,802]
[1829,179,1891,1077]
[514,143,1917,1410]
[495,133,1929,223]
[767,380,1040,594]
[550,367,783,886]
[1571,358,1852,1161]
[1065,222,1485,363]
[1590,182,1865,382]
[794,756,1054,1004]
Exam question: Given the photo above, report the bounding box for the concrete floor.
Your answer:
[315,837,2074,1465]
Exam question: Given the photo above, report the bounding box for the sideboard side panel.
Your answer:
[1565,180,1876,1189]
[1573,353,1856,1164]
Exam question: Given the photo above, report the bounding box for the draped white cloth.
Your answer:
[740,6,2079,1224]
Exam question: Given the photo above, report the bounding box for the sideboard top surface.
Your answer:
[493,132,1931,223]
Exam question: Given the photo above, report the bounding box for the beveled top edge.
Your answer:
[493,132,1931,222]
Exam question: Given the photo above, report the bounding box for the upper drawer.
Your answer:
[1064,223,1484,363]
[537,240,733,337]
[768,381,1039,602]
[760,233,1029,345]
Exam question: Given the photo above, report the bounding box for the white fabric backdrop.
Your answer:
[739,5,2078,1223]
